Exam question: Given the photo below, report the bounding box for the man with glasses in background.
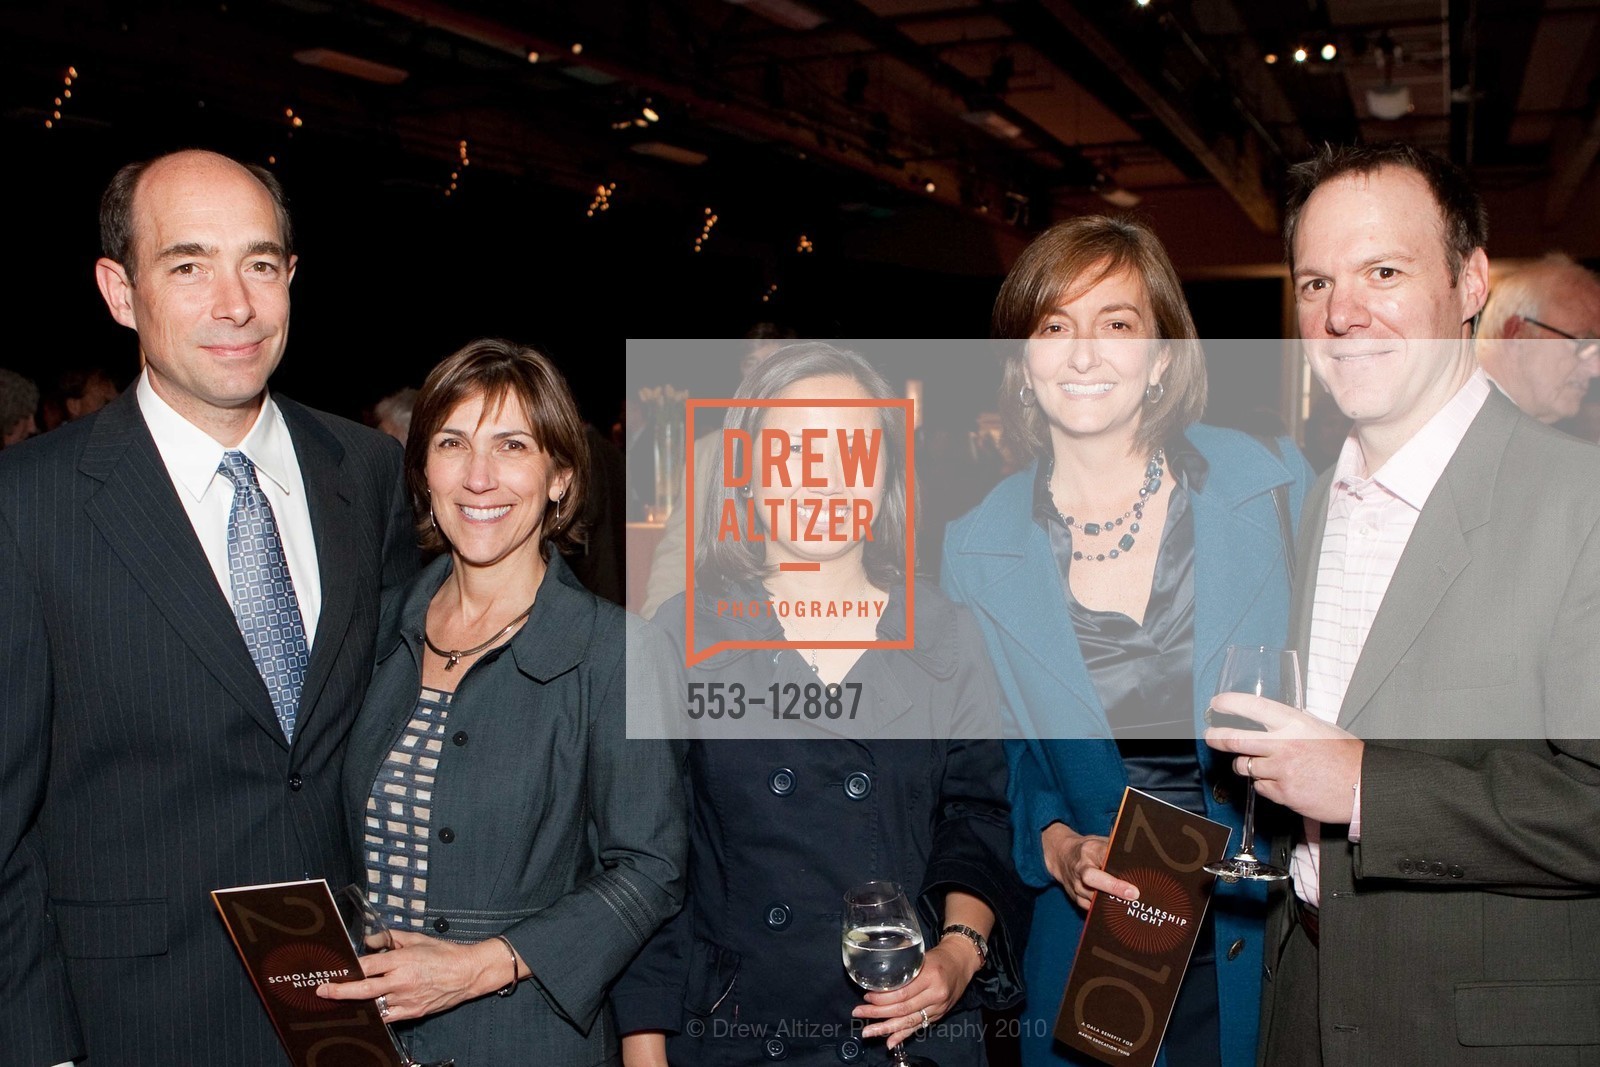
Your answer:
[1478,252,1600,425]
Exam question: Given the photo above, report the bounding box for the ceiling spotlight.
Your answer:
[1321,43,1337,61]
[1264,53,1278,65]
[1293,47,1308,63]
[1135,0,1150,6]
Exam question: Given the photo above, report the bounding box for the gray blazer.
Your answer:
[1261,390,1600,1065]
[343,552,687,1067]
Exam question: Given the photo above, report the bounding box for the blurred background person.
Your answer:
[638,322,796,620]
[0,368,40,448]
[942,216,1312,1067]
[39,365,121,432]
[617,343,1027,1067]
[1477,253,1600,425]
[321,338,685,1066]
[374,386,419,446]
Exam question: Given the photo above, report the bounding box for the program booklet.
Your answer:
[213,878,405,1067]
[1054,788,1233,1067]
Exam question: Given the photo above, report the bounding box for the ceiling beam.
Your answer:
[1032,0,1280,232]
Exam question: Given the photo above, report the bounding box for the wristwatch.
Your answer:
[940,923,989,968]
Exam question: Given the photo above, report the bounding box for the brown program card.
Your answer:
[213,879,405,1067]
[1054,788,1233,1067]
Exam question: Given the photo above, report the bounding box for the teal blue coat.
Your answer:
[940,425,1311,1067]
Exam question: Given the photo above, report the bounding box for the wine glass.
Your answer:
[842,881,937,1067]
[1203,645,1298,883]
[337,885,456,1067]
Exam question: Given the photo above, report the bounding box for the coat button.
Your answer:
[1211,783,1230,805]
[439,827,456,844]
[1449,865,1465,878]
[1227,938,1245,961]
[769,768,795,796]
[452,731,468,747]
[838,1037,863,1062]
[434,918,450,933]
[1398,858,1413,874]
[764,1037,787,1060]
[287,772,303,791]
[844,772,873,800]
[765,902,792,930]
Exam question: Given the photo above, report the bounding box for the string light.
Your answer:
[445,140,470,198]
[527,50,541,63]
[45,65,78,129]
[761,283,779,304]
[571,42,584,55]
[693,207,718,253]
[923,180,937,194]
[1293,47,1308,63]
[1321,43,1337,61]
[586,182,617,217]
[796,234,814,254]
[1264,53,1279,65]
[284,106,304,131]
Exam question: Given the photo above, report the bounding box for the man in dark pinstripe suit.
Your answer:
[0,150,419,1066]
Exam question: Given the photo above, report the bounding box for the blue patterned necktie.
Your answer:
[218,451,309,742]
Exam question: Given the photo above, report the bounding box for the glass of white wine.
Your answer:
[841,881,936,1067]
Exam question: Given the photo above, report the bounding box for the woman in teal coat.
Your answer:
[941,216,1311,1067]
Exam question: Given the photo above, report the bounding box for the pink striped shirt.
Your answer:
[1292,370,1491,908]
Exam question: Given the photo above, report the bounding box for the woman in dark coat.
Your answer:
[319,339,687,1067]
[615,343,1029,1067]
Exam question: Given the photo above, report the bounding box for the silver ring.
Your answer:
[376,994,391,1018]
[920,1007,930,1028]
[1246,756,1256,779]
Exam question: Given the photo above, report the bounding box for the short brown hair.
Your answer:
[699,342,913,590]
[100,151,294,284]
[992,214,1206,458]
[406,338,589,558]
[1283,142,1487,284]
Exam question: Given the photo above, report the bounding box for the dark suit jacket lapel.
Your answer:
[277,396,356,741]
[1333,394,1508,731]
[79,391,284,744]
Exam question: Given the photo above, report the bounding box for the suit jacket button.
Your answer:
[287,772,303,791]
[765,902,792,930]
[1398,858,1413,874]
[764,1037,788,1060]
[434,918,450,933]
[1449,865,1465,878]
[1431,861,1445,876]
[838,1038,863,1062]
[769,768,795,796]
[1227,938,1245,961]
[439,827,456,844]
[845,772,873,800]
[452,731,469,747]
[1211,783,1230,805]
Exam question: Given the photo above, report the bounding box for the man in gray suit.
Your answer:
[1207,142,1600,1065]
[0,150,417,1065]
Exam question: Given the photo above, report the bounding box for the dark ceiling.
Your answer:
[6,0,1600,274]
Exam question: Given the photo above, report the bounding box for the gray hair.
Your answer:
[0,369,40,438]
[1479,253,1599,340]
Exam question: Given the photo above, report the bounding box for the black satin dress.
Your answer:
[1033,439,1221,1067]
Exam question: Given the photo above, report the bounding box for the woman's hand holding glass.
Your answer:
[1040,823,1141,912]
[317,931,518,1022]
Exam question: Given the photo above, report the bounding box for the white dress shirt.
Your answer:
[136,371,322,649]
[1293,369,1490,907]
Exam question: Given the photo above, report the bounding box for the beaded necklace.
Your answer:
[1051,448,1165,563]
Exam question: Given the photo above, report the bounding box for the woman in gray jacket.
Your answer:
[319,338,686,1067]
